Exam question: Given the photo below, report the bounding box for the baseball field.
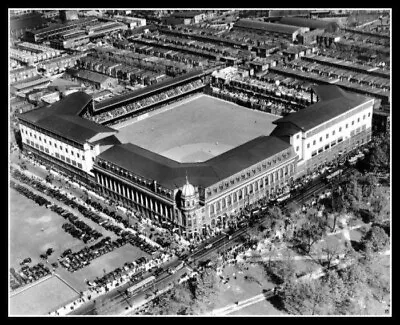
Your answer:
[115,94,280,163]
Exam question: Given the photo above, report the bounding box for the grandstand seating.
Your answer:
[82,79,205,124]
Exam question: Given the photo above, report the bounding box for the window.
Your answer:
[265,176,269,185]
[216,201,220,211]
[346,124,348,129]
[296,146,299,151]
[357,118,360,123]
[320,137,322,142]
[227,195,231,205]
[296,134,300,139]
[77,153,80,158]
[60,146,62,150]
[39,136,41,141]
[313,140,316,145]
[238,190,243,200]
[44,139,46,143]
[49,141,52,145]
[362,124,366,131]
[82,156,85,160]
[338,137,343,143]
[255,182,258,191]
[325,144,330,150]
[45,148,49,153]
[352,121,354,125]
[318,147,323,154]
[92,157,95,162]
[260,180,263,189]
[249,184,253,194]
[66,148,68,153]
[29,132,32,137]
[326,134,329,139]
[39,145,44,151]
[34,134,37,139]
[307,143,310,149]
[233,193,237,202]
[71,151,74,156]
[368,112,371,117]
[55,143,57,148]
[210,205,215,214]
[331,140,336,147]
[26,139,30,145]
[339,127,342,132]
[311,150,317,157]
[66,157,71,164]
[60,155,65,161]
[35,143,39,148]
[350,130,355,136]
[332,130,335,136]
[72,160,76,166]
[78,163,82,169]
[55,153,60,158]
[222,199,225,209]
[363,115,366,120]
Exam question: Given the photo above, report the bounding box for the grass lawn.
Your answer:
[116,94,279,163]
[10,275,79,315]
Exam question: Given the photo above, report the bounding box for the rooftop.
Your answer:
[272,85,373,132]
[234,19,303,35]
[98,135,293,190]
[18,91,116,144]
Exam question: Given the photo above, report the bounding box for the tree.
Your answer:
[361,225,390,253]
[280,277,332,315]
[319,239,342,270]
[295,211,326,254]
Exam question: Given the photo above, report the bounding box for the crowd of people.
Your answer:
[229,75,314,105]
[84,79,204,124]
[209,86,299,116]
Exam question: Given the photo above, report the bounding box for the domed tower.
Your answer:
[180,175,198,211]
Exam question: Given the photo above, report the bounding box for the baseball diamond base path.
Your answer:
[116,94,280,163]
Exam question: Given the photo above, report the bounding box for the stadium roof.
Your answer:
[272,85,373,132]
[68,69,115,85]
[97,136,293,190]
[279,17,339,32]
[18,91,116,144]
[234,19,302,35]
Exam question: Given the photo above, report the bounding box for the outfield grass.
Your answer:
[116,95,280,163]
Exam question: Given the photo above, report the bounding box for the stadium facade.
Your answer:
[17,83,374,239]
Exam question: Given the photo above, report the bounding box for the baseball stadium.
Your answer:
[18,69,374,240]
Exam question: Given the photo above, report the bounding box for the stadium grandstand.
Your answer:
[83,70,208,125]
[233,19,308,42]
[279,16,340,32]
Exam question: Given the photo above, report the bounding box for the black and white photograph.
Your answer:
[8,8,391,316]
